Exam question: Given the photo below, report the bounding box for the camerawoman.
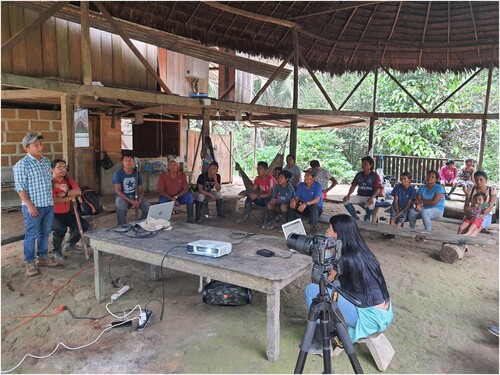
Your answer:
[293,214,393,347]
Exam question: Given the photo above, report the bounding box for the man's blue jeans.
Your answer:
[22,205,54,263]
[408,207,443,231]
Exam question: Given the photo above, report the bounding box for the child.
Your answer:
[390,172,417,227]
[457,192,489,236]
[263,170,295,229]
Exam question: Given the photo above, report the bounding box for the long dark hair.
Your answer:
[330,214,390,305]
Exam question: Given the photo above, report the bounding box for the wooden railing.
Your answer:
[375,155,448,184]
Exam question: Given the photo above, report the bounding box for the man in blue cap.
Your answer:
[14,134,60,277]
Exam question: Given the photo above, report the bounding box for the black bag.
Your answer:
[202,281,252,306]
[78,189,103,215]
[100,152,114,170]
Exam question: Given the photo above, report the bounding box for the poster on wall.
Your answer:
[74,109,89,147]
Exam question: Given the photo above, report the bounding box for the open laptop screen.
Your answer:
[147,201,175,221]
[281,218,307,240]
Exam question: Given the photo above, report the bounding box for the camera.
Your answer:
[286,233,342,283]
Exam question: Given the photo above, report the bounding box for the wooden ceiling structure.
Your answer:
[1,1,499,166]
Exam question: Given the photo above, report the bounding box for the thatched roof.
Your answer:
[95,1,498,75]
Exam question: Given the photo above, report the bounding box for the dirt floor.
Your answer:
[1,182,499,374]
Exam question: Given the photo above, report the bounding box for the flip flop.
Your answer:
[173,209,182,215]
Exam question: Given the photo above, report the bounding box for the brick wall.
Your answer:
[1,108,62,167]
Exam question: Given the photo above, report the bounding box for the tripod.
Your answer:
[294,274,363,374]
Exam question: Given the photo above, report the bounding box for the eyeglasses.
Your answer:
[55,166,69,171]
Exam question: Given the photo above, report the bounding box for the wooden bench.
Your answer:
[332,332,395,372]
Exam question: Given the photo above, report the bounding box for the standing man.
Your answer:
[13,134,59,277]
[289,170,323,235]
[238,161,277,223]
[195,161,225,222]
[112,154,150,225]
[309,160,338,199]
[283,154,302,188]
[343,156,381,222]
[157,159,195,223]
[51,159,90,259]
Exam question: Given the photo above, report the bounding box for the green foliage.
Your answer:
[482,121,499,184]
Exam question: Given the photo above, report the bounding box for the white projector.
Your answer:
[186,240,232,258]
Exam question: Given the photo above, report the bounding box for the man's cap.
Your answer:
[445,159,455,165]
[22,134,43,147]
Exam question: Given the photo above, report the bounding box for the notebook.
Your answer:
[281,218,307,240]
[147,201,175,221]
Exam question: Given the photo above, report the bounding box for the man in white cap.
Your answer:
[13,134,60,277]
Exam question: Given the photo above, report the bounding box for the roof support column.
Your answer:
[368,64,379,155]
[477,58,494,170]
[61,94,74,168]
[290,28,299,159]
[80,1,92,85]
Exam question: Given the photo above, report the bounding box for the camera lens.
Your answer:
[286,233,314,256]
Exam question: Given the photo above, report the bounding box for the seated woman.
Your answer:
[408,170,446,232]
[453,158,475,195]
[304,214,393,351]
[440,159,458,200]
[463,170,498,236]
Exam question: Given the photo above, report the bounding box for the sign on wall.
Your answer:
[74,109,89,147]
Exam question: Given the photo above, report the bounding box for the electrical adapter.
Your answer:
[137,310,153,331]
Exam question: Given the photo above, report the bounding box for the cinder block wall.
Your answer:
[1,108,62,169]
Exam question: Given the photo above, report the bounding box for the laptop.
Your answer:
[147,201,175,221]
[281,218,307,240]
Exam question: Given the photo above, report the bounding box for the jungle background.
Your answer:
[199,68,499,184]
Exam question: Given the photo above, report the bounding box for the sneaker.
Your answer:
[25,262,40,277]
[261,222,269,229]
[265,222,275,230]
[445,194,451,200]
[53,251,65,261]
[488,325,499,337]
[217,213,226,219]
[64,243,83,254]
[35,256,59,267]
[236,215,249,224]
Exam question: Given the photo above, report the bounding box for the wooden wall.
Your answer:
[1,2,157,91]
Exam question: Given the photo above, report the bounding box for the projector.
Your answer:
[186,240,232,258]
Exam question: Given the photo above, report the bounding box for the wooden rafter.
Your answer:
[239,2,266,39]
[298,51,337,110]
[326,6,357,62]
[94,1,173,95]
[338,71,371,111]
[289,1,379,20]
[186,2,201,26]
[304,11,336,59]
[468,1,481,64]
[257,2,281,45]
[381,66,428,113]
[2,1,67,51]
[207,10,224,35]
[381,1,402,63]
[418,2,432,66]
[348,4,379,65]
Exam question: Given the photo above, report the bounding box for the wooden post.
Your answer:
[80,1,92,85]
[61,94,74,168]
[368,117,376,156]
[290,28,299,159]
[477,58,494,170]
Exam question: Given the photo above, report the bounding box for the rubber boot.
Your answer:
[187,203,194,223]
[216,199,225,218]
[238,199,252,223]
[364,208,374,222]
[52,236,65,260]
[446,186,456,200]
[195,201,202,223]
[64,229,81,252]
[344,203,359,220]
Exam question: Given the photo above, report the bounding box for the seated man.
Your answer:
[195,161,225,222]
[238,161,277,223]
[157,159,194,223]
[112,154,150,225]
[309,159,338,199]
[51,159,90,259]
[440,159,458,200]
[289,170,323,235]
[263,170,295,230]
[343,156,381,222]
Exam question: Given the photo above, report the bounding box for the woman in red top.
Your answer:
[51,159,89,260]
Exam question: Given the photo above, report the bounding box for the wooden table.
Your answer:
[86,223,312,362]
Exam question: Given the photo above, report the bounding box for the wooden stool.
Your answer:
[439,243,469,264]
[333,332,395,372]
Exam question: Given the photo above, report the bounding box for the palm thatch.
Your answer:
[96,1,498,74]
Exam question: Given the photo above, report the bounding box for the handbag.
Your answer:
[100,152,114,170]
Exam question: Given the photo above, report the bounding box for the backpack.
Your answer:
[78,189,103,215]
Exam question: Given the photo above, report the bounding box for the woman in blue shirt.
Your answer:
[408,170,446,232]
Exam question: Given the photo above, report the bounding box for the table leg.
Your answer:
[94,248,105,301]
[266,291,280,362]
[150,264,160,280]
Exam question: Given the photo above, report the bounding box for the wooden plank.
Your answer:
[111,34,123,86]
[100,30,112,86]
[9,3,27,76]
[266,292,280,362]
[1,3,13,73]
[146,42,158,91]
[23,9,43,76]
[55,18,70,79]
[68,20,82,82]
[41,16,57,77]
[90,28,102,83]
[80,1,92,85]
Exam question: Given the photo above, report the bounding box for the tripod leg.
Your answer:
[334,321,363,374]
[294,320,315,374]
[319,318,333,373]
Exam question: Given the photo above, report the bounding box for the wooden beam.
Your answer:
[381,65,428,113]
[1,89,64,99]
[80,1,92,85]
[477,55,494,170]
[60,94,74,168]
[1,2,67,51]
[202,1,298,29]
[94,2,173,95]
[289,2,379,20]
[290,28,299,159]
[250,51,294,105]
[298,51,337,110]
[338,71,370,111]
